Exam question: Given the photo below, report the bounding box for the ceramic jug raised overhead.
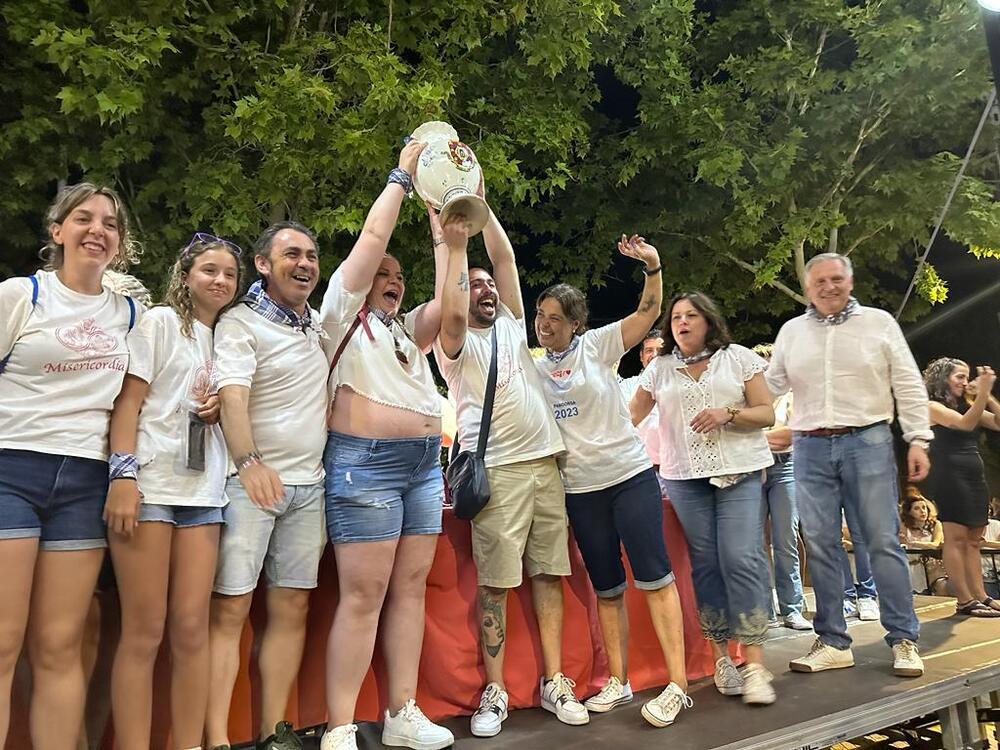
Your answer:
[410,121,489,236]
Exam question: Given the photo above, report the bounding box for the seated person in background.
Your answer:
[898,492,950,598]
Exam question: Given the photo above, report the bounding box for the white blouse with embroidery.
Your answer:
[639,344,773,481]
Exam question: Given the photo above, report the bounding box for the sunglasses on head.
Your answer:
[182,232,243,259]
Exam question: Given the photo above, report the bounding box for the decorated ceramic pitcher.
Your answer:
[410,121,489,235]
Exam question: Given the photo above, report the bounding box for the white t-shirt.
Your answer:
[619,373,660,465]
[640,344,773,480]
[321,269,440,418]
[214,303,330,485]
[126,307,227,507]
[0,270,141,461]
[433,304,564,468]
[534,322,650,492]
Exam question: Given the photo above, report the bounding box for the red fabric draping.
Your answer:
[8,500,733,749]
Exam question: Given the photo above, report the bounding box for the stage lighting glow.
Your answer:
[979,0,1000,11]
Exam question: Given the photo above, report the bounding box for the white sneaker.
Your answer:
[640,682,692,727]
[320,724,358,750]
[470,683,508,738]
[382,699,454,750]
[713,656,743,696]
[583,676,633,712]
[892,639,924,677]
[540,672,589,725]
[741,664,776,705]
[843,600,859,619]
[783,612,813,631]
[789,638,855,672]
[857,598,880,621]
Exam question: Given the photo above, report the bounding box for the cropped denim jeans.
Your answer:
[664,473,771,646]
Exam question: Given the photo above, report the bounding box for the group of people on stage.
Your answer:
[2,138,998,750]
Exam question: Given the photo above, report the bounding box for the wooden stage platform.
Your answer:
[288,595,1000,750]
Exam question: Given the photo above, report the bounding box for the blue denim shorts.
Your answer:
[324,432,444,544]
[565,468,673,598]
[0,448,108,550]
[139,502,225,527]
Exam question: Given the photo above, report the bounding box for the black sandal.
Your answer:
[955,599,1000,617]
[982,596,1000,612]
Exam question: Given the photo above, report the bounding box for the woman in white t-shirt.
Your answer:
[0,183,141,748]
[318,141,465,750]
[533,236,693,729]
[102,235,242,749]
[630,291,776,707]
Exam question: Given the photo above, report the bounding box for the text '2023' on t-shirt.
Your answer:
[126,306,227,507]
[0,270,141,461]
[534,321,651,493]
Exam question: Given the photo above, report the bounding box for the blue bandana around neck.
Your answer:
[242,280,312,332]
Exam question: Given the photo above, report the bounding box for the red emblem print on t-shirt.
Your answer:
[190,361,218,399]
[55,319,117,357]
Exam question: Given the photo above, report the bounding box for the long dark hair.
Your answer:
[923,357,965,409]
[657,291,732,357]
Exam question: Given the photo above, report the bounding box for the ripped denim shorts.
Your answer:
[323,431,444,544]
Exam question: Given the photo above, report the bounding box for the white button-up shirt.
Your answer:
[639,344,773,480]
[765,305,932,444]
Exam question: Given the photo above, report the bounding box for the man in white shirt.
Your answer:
[619,329,664,477]
[766,252,931,678]
[205,221,329,750]
[434,210,586,736]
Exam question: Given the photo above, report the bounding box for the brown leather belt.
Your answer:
[799,421,886,437]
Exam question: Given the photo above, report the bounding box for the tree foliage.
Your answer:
[1,0,997,333]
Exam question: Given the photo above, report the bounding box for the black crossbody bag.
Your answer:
[446,327,498,520]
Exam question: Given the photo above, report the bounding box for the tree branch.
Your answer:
[284,0,307,44]
[724,251,807,305]
[798,28,828,117]
[844,223,889,256]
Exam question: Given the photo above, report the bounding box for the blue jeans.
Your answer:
[663,474,771,646]
[794,424,918,648]
[761,455,805,618]
[841,509,877,600]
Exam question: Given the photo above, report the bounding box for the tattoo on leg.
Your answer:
[458,272,469,291]
[479,589,506,659]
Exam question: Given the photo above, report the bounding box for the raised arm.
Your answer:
[337,141,427,294]
[437,214,471,359]
[930,367,995,431]
[103,375,150,536]
[410,204,451,352]
[482,209,523,319]
[617,234,663,351]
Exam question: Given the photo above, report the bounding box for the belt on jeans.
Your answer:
[798,421,886,437]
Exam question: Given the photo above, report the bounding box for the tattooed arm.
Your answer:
[438,215,471,359]
[617,235,663,352]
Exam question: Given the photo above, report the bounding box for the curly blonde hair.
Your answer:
[163,240,243,337]
[41,183,141,272]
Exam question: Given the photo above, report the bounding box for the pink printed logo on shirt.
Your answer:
[190,361,218,399]
[55,319,117,357]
